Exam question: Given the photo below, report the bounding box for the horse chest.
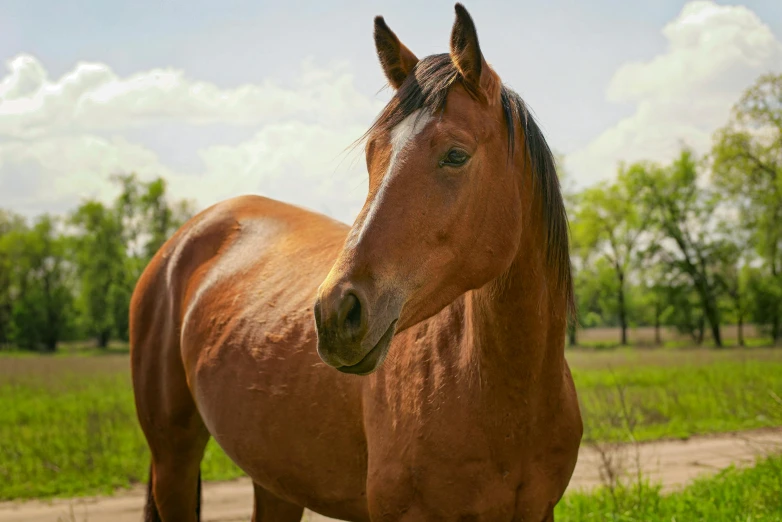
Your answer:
[366,441,564,521]
[363,375,576,520]
[366,452,559,521]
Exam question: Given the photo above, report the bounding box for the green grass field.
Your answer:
[556,453,782,521]
[567,348,782,442]
[1,346,781,504]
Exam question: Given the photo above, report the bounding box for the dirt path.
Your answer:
[2,428,780,522]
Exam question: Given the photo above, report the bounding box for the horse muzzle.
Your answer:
[314,279,400,375]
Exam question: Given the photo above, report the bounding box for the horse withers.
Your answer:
[130,4,582,521]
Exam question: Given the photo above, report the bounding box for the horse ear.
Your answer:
[374,16,419,90]
[449,4,500,103]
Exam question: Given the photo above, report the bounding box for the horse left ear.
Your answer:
[449,4,500,103]
[374,16,419,90]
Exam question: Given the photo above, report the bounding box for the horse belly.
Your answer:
[190,337,369,520]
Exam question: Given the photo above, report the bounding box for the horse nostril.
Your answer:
[338,293,363,338]
[346,295,362,332]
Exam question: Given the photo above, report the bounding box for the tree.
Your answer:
[571,167,648,345]
[711,224,753,347]
[635,257,675,346]
[630,150,729,347]
[113,173,195,264]
[557,154,581,346]
[746,268,782,343]
[666,278,707,344]
[574,257,621,331]
[722,265,752,347]
[0,171,195,350]
[5,216,74,351]
[0,211,27,347]
[711,73,782,345]
[93,174,196,344]
[70,201,126,348]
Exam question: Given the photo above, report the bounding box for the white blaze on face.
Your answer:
[356,109,432,245]
[389,109,432,168]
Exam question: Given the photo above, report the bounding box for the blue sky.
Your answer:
[1,1,781,223]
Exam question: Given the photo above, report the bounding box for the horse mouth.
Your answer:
[336,320,397,376]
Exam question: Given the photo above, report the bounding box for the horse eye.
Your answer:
[440,148,470,168]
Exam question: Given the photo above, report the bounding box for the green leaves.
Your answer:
[711,73,782,343]
[1,215,75,351]
[570,163,650,344]
[70,201,126,347]
[68,174,195,347]
[568,144,761,347]
[0,173,194,351]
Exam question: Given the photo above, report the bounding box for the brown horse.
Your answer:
[130,4,582,521]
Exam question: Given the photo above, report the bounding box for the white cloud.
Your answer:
[191,121,369,220]
[0,135,178,216]
[0,54,381,224]
[0,54,381,138]
[567,0,782,186]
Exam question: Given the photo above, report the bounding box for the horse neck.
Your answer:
[467,177,568,396]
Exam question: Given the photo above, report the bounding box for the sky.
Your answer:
[1,0,781,224]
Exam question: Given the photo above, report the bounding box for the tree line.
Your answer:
[566,73,782,347]
[0,74,779,351]
[0,174,194,351]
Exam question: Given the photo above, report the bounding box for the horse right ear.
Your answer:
[374,16,419,90]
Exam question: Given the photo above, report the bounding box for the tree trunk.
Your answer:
[772,254,781,346]
[696,316,705,345]
[98,330,110,349]
[567,321,577,347]
[702,297,723,348]
[654,301,662,346]
[43,269,59,353]
[618,270,627,346]
[0,302,8,346]
[676,235,722,348]
[771,297,781,346]
[693,271,722,348]
[738,312,745,347]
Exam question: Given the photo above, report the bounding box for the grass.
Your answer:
[0,346,781,501]
[555,453,782,521]
[568,348,782,442]
[0,356,242,500]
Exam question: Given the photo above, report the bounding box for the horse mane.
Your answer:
[361,53,575,316]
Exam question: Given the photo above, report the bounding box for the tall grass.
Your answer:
[556,454,782,521]
[0,357,240,499]
[575,359,782,442]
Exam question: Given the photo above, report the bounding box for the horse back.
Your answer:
[130,193,351,397]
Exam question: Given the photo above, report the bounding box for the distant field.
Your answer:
[568,348,782,442]
[576,324,768,347]
[1,346,781,500]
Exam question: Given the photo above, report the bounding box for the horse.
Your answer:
[130,4,582,521]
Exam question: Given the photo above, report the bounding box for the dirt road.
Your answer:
[2,428,780,522]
